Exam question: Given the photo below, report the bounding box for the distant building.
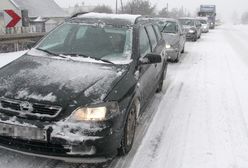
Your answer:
[0,0,69,32]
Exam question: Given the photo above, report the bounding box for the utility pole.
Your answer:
[116,0,118,14]
[120,0,124,13]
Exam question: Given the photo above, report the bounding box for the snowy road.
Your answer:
[1,25,248,168]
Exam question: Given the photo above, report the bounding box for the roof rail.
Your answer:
[70,12,89,18]
[135,16,158,24]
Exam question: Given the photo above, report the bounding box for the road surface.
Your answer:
[1,25,248,168]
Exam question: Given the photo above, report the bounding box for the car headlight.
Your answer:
[70,102,119,121]
[165,44,171,49]
[189,29,195,33]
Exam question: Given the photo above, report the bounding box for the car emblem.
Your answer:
[20,101,33,113]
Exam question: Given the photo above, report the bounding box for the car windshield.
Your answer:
[199,20,207,24]
[179,19,194,26]
[36,23,133,64]
[162,21,178,34]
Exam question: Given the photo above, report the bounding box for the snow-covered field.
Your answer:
[1,25,248,168]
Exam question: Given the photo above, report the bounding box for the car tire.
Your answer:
[118,103,137,156]
[181,45,185,53]
[193,35,197,42]
[173,51,181,63]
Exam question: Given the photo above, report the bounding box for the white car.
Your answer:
[197,17,209,33]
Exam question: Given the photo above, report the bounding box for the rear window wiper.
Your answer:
[62,53,115,65]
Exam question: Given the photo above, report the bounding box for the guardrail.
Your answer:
[0,26,42,35]
[0,32,46,53]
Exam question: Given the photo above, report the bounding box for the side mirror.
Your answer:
[139,53,162,65]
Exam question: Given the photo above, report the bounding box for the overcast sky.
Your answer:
[55,0,248,22]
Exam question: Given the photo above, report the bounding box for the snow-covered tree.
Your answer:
[121,0,155,15]
[93,5,113,13]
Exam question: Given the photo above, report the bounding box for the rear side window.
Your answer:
[139,27,151,58]
[146,25,157,51]
[153,25,162,41]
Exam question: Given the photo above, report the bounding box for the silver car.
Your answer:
[157,18,186,62]
[179,17,202,42]
[197,17,209,33]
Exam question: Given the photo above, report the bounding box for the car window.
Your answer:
[76,26,87,39]
[139,27,151,58]
[162,21,178,34]
[39,24,72,48]
[195,20,201,27]
[179,19,194,26]
[153,25,162,41]
[177,22,183,33]
[36,23,133,63]
[146,25,157,51]
[199,20,207,24]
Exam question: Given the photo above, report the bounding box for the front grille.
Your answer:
[0,136,69,155]
[0,98,62,118]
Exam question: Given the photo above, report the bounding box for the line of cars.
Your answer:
[0,12,167,162]
[154,16,210,62]
[0,12,211,163]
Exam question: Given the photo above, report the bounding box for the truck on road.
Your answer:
[198,5,216,29]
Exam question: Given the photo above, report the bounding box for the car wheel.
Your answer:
[193,35,197,42]
[118,103,137,155]
[181,45,185,53]
[174,51,181,63]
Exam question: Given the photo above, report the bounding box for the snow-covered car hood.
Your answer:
[0,54,127,107]
[162,33,179,46]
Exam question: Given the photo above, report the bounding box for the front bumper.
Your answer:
[0,114,123,162]
[166,48,179,61]
[201,28,209,33]
[186,32,196,40]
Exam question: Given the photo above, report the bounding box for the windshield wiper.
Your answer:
[62,53,115,65]
[36,48,67,59]
[90,56,115,65]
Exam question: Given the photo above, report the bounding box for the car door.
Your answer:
[195,20,201,37]
[137,26,157,105]
[152,24,166,75]
[177,21,185,51]
[146,25,163,84]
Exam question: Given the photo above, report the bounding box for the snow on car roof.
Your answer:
[154,17,178,22]
[76,12,141,25]
[179,17,197,20]
[196,17,208,20]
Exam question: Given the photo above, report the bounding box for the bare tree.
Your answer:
[93,5,113,13]
[121,0,156,16]
[158,7,169,17]
[158,7,191,19]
